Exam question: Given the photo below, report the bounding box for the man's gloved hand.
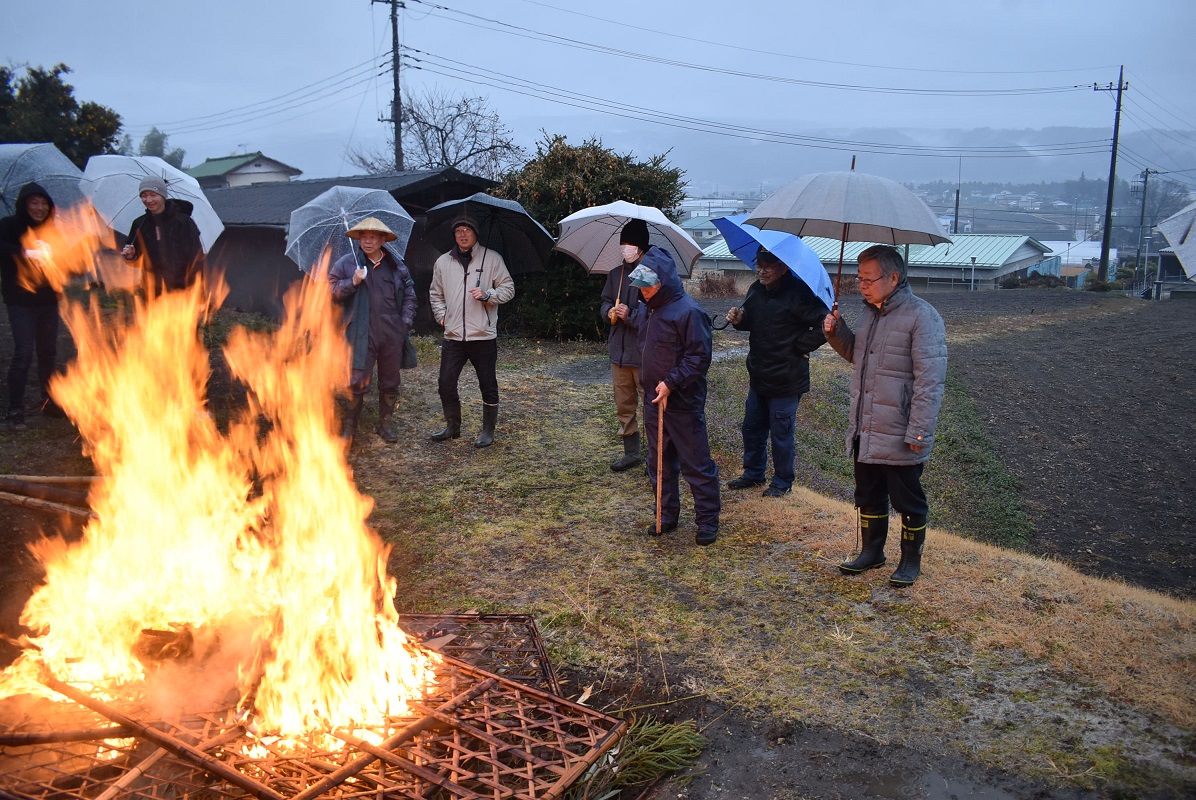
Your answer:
[353,264,368,285]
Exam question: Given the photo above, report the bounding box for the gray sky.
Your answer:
[4,0,1194,192]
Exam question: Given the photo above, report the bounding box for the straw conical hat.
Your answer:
[346,217,398,242]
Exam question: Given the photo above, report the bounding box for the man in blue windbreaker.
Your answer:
[630,247,721,545]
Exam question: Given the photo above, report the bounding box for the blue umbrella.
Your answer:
[712,214,835,308]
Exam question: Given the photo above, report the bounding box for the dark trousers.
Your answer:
[350,340,403,397]
[644,404,721,532]
[438,338,499,406]
[6,303,58,416]
[853,440,929,517]
[741,388,802,490]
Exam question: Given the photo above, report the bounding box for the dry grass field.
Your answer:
[0,287,1192,798]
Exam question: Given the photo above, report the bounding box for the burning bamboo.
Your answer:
[0,489,94,520]
[39,670,285,800]
[287,677,497,800]
[0,476,91,506]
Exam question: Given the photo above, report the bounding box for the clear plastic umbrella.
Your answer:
[80,155,224,253]
[553,200,701,276]
[0,143,86,215]
[285,185,414,275]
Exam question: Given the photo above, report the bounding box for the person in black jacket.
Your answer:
[0,183,64,430]
[724,246,828,497]
[598,219,648,472]
[120,176,204,296]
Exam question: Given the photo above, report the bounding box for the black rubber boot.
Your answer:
[430,400,461,441]
[474,403,498,448]
[839,508,889,574]
[376,391,399,443]
[889,514,927,587]
[610,432,642,472]
[340,394,364,447]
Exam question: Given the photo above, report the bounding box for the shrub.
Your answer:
[695,272,737,298]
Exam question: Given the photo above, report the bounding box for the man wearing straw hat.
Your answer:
[631,247,720,546]
[329,217,417,447]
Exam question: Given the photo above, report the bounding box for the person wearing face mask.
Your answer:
[329,217,417,447]
[428,217,515,448]
[0,183,65,430]
[598,218,650,472]
[724,246,828,498]
[120,176,204,297]
[823,245,946,587]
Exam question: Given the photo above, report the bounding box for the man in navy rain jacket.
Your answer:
[631,247,721,545]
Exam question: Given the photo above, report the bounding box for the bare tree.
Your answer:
[349,90,525,180]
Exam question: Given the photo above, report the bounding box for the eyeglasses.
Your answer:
[855,275,887,288]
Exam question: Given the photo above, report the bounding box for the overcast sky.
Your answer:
[4,0,1194,193]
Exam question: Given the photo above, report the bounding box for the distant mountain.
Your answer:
[509,117,1195,195]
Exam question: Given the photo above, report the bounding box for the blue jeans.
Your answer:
[6,303,59,417]
[741,388,802,490]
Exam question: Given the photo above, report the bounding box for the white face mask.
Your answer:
[621,245,642,263]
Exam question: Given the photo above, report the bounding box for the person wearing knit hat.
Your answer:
[137,176,168,200]
[428,214,515,448]
[723,244,829,499]
[121,174,204,296]
[329,217,417,447]
[599,217,652,472]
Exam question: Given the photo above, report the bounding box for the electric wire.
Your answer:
[404,47,1110,159]
[407,0,1089,97]
[511,0,1115,76]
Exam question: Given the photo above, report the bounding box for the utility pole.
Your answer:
[372,0,404,171]
[1094,66,1127,283]
[1132,168,1162,293]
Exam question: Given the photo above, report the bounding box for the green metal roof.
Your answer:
[186,151,300,179]
[702,233,1047,269]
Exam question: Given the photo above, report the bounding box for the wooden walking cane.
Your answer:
[656,395,667,534]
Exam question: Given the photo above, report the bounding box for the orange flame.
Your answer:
[0,258,436,735]
[15,203,117,294]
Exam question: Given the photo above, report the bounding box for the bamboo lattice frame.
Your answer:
[396,614,560,696]
[0,655,625,800]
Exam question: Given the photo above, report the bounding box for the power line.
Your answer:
[404,47,1110,159]
[407,0,1090,98]
[512,0,1116,77]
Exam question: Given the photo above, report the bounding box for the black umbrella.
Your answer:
[425,193,554,274]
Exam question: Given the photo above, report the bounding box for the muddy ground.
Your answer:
[0,287,1192,799]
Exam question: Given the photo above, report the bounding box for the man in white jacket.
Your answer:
[428,217,515,448]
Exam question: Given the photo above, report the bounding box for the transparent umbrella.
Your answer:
[285,185,414,275]
[81,155,224,253]
[0,143,86,215]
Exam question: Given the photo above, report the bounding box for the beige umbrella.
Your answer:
[746,164,950,307]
